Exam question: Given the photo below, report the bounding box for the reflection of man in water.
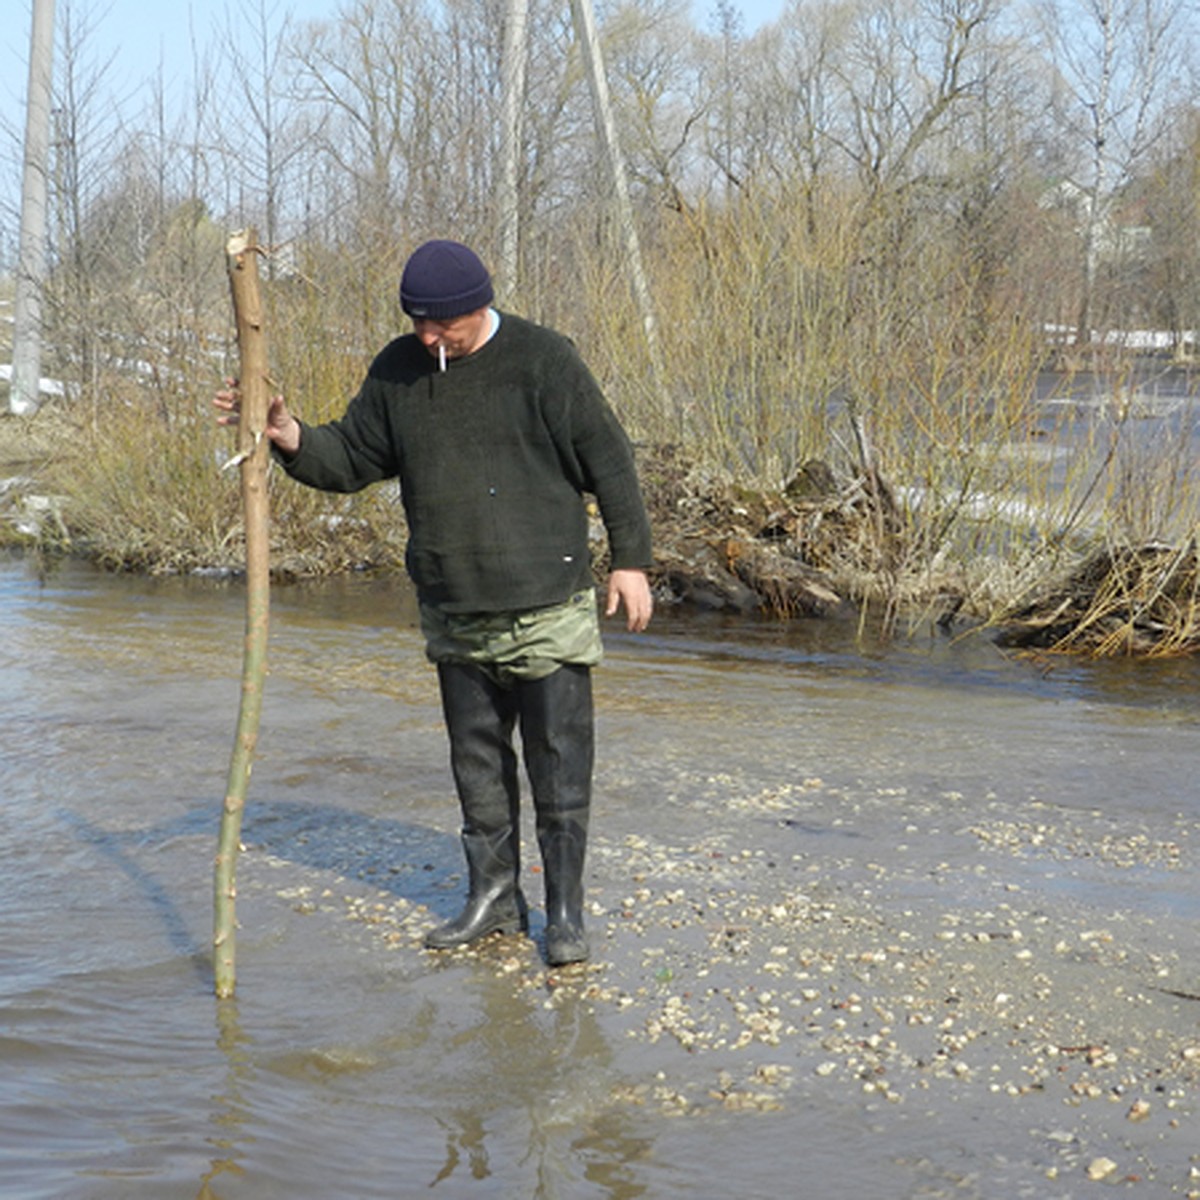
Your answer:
[431,970,633,1190]
[216,240,653,965]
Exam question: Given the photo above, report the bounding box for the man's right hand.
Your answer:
[213,379,302,456]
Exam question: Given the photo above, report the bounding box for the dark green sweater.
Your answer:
[281,313,653,613]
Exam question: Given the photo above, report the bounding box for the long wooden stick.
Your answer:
[214,229,272,999]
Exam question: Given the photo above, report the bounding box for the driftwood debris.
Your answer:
[638,446,896,619]
[721,538,846,618]
[995,540,1200,657]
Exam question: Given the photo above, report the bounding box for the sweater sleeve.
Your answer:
[553,345,654,571]
[278,379,398,494]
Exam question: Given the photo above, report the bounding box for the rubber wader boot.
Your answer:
[425,663,529,949]
[519,664,594,966]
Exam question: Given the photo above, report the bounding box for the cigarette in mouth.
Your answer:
[438,344,447,372]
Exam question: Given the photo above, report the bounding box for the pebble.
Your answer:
[1087,1157,1118,1181]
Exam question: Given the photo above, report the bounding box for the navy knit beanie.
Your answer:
[399,240,494,319]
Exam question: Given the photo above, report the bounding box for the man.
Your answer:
[216,239,653,966]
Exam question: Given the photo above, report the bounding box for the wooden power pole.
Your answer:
[498,0,530,301]
[11,0,56,415]
[568,0,670,419]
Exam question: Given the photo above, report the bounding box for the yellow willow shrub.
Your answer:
[827,195,1061,589]
[644,191,858,485]
[264,234,410,402]
[56,373,408,576]
[1101,387,1200,548]
[53,384,246,573]
[554,178,1084,617]
[545,214,665,437]
[543,193,857,478]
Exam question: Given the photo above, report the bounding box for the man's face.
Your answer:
[411,307,491,362]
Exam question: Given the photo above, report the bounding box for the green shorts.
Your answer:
[421,589,603,685]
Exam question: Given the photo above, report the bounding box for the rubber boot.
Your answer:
[425,663,529,950]
[519,664,594,966]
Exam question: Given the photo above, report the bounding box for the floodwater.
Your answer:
[2,552,1198,1199]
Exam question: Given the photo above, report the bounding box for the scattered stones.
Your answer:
[251,761,1198,1191]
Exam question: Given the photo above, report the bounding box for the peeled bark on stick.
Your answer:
[214,229,272,999]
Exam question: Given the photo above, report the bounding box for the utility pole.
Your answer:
[497,0,529,302]
[10,0,56,415]
[568,0,671,423]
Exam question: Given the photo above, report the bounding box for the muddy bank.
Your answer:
[641,449,1200,659]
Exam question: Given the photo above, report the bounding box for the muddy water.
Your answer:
[2,554,1198,1199]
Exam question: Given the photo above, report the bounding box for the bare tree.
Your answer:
[585,0,703,217]
[832,0,998,197]
[705,0,747,196]
[1139,109,1200,352]
[511,3,598,242]
[46,0,126,398]
[216,0,323,275]
[570,0,667,411]
[1034,0,1189,345]
[760,1,851,233]
[292,0,426,247]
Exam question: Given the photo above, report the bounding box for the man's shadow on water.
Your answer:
[56,798,463,989]
[240,797,464,914]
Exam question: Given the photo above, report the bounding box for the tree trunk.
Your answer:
[214,229,273,999]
